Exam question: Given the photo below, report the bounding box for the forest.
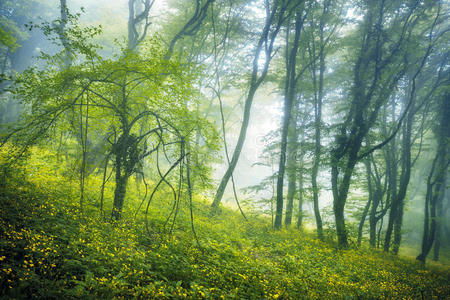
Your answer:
[0,0,449,298]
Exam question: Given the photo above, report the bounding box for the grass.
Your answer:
[0,147,449,299]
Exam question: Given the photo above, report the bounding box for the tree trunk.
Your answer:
[311,151,324,239]
[310,0,329,241]
[433,172,447,261]
[213,84,261,210]
[384,100,399,252]
[285,113,298,227]
[297,164,304,229]
[358,159,374,247]
[275,11,303,230]
[357,197,371,247]
[433,216,441,261]
[212,1,287,210]
[333,194,348,247]
[58,0,71,68]
[111,132,138,221]
[112,167,129,221]
[332,137,362,248]
[369,187,382,247]
[417,94,449,263]
[392,94,415,254]
[128,0,151,51]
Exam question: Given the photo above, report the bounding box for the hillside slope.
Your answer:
[0,152,449,299]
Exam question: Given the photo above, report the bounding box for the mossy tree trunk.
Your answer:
[111,133,139,221]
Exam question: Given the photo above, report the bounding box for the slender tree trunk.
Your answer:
[213,85,261,209]
[310,0,329,241]
[377,213,383,248]
[392,91,416,254]
[433,211,441,261]
[358,159,374,247]
[58,0,71,68]
[369,188,383,247]
[386,77,420,254]
[285,113,298,227]
[100,153,111,216]
[367,153,384,247]
[295,123,306,229]
[384,100,399,252]
[369,194,378,247]
[128,0,137,50]
[112,154,130,221]
[297,164,304,229]
[384,156,397,252]
[311,152,324,239]
[213,0,288,210]
[79,95,89,215]
[357,197,371,247]
[433,172,447,261]
[275,11,303,230]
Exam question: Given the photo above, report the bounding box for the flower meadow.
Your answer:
[0,147,449,299]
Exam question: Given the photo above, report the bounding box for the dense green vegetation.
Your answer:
[1,149,449,299]
[1,0,449,298]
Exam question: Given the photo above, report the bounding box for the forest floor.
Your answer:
[0,148,449,299]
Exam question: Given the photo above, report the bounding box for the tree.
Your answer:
[416,90,449,263]
[275,5,306,230]
[1,0,50,123]
[306,0,338,239]
[212,0,297,211]
[166,0,216,60]
[383,4,446,253]
[284,106,298,227]
[330,0,434,247]
[128,0,153,51]
[3,12,209,221]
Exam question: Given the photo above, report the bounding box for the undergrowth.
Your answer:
[0,147,449,299]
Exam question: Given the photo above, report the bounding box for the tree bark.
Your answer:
[275,9,304,230]
[358,158,374,247]
[309,0,330,241]
[128,0,152,51]
[112,166,129,221]
[58,0,71,68]
[297,163,304,229]
[383,99,399,252]
[284,112,298,226]
[111,132,139,221]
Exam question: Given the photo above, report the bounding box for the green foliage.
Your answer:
[2,9,219,216]
[0,150,448,299]
[0,0,37,53]
[0,26,19,52]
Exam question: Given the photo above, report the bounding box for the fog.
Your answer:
[1,0,448,264]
